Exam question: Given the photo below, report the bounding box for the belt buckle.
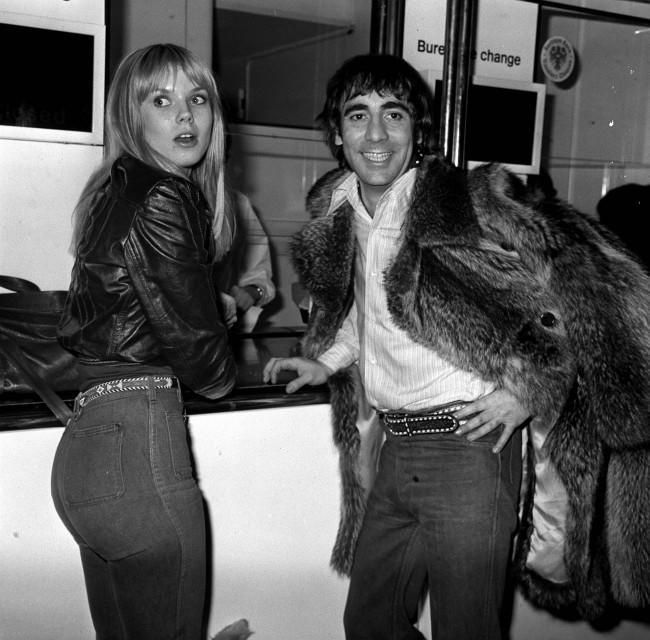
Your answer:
[389,413,411,437]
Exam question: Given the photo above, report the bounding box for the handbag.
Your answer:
[0,275,77,424]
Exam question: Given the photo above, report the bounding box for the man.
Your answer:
[264,55,650,638]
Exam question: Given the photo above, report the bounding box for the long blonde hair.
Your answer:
[71,43,234,258]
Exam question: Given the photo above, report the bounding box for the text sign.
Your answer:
[403,0,538,82]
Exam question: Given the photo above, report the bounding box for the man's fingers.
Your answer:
[286,374,309,394]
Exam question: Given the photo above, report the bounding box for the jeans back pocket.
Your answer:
[63,423,125,506]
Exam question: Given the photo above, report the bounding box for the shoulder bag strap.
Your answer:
[1,339,73,426]
[0,276,41,292]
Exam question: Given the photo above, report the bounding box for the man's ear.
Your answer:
[335,131,343,146]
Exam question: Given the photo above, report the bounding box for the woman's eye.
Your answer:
[192,94,208,105]
[153,96,170,107]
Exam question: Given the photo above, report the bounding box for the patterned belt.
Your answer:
[378,401,469,437]
[78,376,178,407]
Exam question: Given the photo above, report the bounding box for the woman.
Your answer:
[52,44,236,639]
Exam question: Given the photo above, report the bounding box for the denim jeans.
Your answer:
[51,380,207,640]
[344,428,522,640]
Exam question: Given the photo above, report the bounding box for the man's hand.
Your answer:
[454,388,530,453]
[263,357,332,394]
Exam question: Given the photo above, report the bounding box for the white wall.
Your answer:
[0,0,105,290]
[0,140,102,289]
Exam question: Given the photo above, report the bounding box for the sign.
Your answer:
[540,36,575,82]
[403,0,539,82]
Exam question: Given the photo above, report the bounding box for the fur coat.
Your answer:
[291,156,650,622]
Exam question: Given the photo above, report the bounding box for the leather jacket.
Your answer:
[58,155,235,400]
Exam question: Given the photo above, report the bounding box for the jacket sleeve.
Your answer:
[124,179,236,399]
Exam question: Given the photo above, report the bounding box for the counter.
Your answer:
[0,330,329,430]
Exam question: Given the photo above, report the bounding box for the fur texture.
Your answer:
[293,156,650,620]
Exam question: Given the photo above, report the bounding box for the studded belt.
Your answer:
[378,401,469,437]
[77,376,179,408]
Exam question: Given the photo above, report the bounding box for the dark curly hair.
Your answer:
[317,54,437,166]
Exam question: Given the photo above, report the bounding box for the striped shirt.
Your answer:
[317,169,494,412]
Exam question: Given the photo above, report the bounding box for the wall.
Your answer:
[109,0,213,77]
[0,0,105,290]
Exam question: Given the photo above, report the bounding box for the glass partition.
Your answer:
[534,3,650,216]
[213,1,372,332]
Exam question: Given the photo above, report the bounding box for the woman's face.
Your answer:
[140,68,213,175]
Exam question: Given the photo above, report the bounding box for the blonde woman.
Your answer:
[53,44,236,639]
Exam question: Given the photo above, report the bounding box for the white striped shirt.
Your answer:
[317,170,494,412]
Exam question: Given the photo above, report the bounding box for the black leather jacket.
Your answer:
[58,155,235,399]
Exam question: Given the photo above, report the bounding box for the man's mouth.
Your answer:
[363,151,391,163]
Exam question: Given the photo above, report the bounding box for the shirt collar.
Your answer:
[328,168,417,218]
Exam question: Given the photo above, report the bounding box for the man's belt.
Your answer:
[378,401,469,437]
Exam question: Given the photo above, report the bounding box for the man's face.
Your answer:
[335,90,416,214]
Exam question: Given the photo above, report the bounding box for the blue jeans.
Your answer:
[51,380,207,640]
[344,428,522,640]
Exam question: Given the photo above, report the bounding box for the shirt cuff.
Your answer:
[317,343,357,374]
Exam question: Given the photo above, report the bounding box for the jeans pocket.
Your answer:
[165,411,194,480]
[64,423,125,506]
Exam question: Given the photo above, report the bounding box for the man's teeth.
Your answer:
[363,152,390,162]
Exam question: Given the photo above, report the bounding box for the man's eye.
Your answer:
[386,111,405,121]
[349,113,366,121]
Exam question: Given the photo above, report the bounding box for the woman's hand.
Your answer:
[454,388,530,453]
[230,284,256,312]
[219,292,237,328]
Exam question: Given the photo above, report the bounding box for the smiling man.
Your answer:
[263,54,650,638]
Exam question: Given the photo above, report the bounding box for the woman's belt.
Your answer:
[77,375,179,407]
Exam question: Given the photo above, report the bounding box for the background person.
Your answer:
[264,54,650,639]
[53,44,236,640]
[214,188,276,332]
[597,182,650,270]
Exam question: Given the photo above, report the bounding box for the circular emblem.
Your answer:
[540,36,575,82]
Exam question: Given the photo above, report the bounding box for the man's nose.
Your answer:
[365,116,387,141]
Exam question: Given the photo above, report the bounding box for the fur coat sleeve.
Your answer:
[292,157,650,621]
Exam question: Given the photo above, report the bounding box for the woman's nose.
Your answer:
[177,102,194,122]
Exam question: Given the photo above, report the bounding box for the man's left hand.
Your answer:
[454,389,530,453]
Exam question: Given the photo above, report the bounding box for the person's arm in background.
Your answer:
[230,191,276,312]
